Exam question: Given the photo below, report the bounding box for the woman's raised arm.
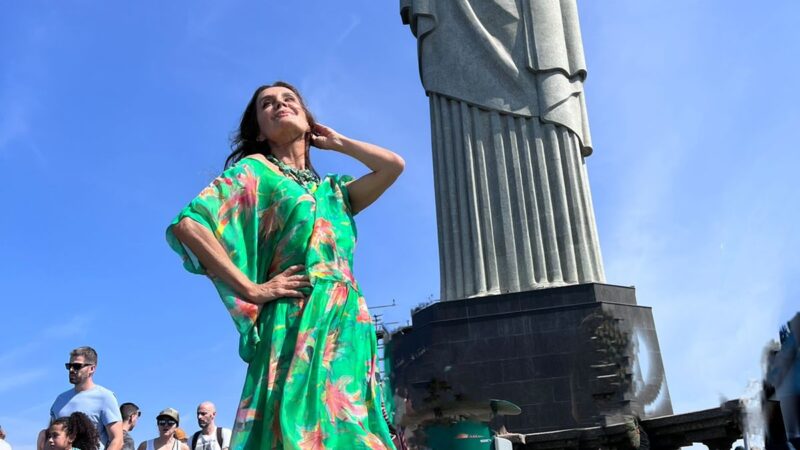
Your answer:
[311,124,404,214]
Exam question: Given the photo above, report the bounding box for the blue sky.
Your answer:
[1,1,798,448]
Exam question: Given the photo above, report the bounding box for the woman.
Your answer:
[136,409,189,450]
[47,412,99,450]
[167,82,404,449]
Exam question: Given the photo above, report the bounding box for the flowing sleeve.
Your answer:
[165,161,266,362]
[331,173,356,216]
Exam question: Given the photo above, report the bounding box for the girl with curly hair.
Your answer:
[47,412,99,450]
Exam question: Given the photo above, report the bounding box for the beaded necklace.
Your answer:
[266,154,320,187]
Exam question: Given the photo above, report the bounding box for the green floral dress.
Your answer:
[166,157,395,449]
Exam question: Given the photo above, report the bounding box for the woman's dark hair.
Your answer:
[52,412,100,450]
[226,81,318,173]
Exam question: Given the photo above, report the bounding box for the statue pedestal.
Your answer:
[388,283,673,433]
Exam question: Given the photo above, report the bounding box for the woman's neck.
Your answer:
[269,135,307,170]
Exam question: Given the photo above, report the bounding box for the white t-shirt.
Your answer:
[191,428,231,450]
[0,438,12,450]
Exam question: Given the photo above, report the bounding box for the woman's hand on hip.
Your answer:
[245,264,311,304]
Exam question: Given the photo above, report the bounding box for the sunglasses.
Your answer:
[64,363,94,371]
[157,419,177,427]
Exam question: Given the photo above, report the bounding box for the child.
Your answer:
[47,412,99,450]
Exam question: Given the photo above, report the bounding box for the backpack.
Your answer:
[191,428,224,450]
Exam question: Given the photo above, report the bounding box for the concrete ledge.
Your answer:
[498,400,743,450]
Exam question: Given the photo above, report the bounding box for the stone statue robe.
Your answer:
[401,0,605,300]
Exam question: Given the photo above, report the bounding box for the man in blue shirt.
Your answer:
[45,346,123,450]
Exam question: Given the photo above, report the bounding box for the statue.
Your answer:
[401,0,606,300]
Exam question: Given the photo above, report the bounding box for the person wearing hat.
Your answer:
[136,409,189,450]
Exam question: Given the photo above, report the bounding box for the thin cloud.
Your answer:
[16,400,53,417]
[0,104,31,152]
[334,14,361,46]
[0,368,47,393]
[602,138,792,413]
[0,315,93,365]
[43,314,94,339]
[0,12,55,164]
[184,0,231,41]
[0,341,39,365]
[0,83,43,164]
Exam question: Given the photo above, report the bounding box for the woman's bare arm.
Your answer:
[172,218,310,304]
[311,124,404,214]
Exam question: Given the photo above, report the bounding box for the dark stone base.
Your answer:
[387,283,673,434]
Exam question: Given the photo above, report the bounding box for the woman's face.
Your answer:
[256,86,310,145]
[47,424,72,450]
[157,418,177,438]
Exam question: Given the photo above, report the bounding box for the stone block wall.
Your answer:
[387,283,673,433]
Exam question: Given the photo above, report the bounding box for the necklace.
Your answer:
[266,154,319,187]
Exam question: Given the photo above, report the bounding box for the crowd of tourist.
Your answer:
[2,346,233,450]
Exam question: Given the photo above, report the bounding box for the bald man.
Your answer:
[189,402,231,450]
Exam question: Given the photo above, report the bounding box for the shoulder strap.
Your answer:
[216,428,223,448]
[191,432,200,450]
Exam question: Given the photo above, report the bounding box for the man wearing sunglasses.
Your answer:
[120,403,141,450]
[48,346,123,450]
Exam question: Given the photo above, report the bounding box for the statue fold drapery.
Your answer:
[402,0,605,299]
